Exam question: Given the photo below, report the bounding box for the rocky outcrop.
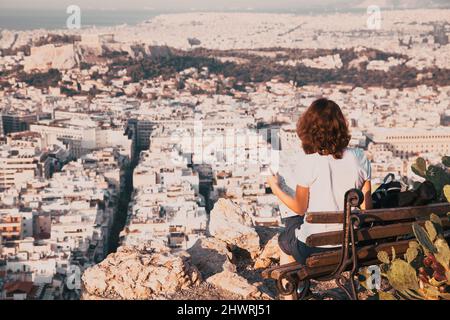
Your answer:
[206,270,261,299]
[23,44,78,72]
[81,245,201,300]
[187,237,267,299]
[254,234,280,269]
[0,30,18,50]
[81,198,283,300]
[187,238,236,278]
[208,198,260,258]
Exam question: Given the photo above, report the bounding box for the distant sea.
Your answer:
[0,7,427,31]
[0,9,161,31]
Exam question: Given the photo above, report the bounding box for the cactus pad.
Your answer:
[386,259,419,291]
[405,247,418,264]
[434,238,450,269]
[378,291,397,300]
[425,221,437,242]
[429,213,442,226]
[377,251,390,264]
[444,185,450,203]
[408,241,420,249]
[442,156,450,168]
[412,223,437,254]
[411,157,427,177]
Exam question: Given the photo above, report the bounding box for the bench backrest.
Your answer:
[304,202,450,247]
[299,202,450,271]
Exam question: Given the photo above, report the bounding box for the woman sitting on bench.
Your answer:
[267,98,372,277]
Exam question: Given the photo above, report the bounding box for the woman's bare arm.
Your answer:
[360,180,372,210]
[267,175,309,215]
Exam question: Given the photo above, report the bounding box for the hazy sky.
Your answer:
[0,0,444,11]
[0,0,392,10]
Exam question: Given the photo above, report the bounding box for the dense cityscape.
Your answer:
[0,5,449,300]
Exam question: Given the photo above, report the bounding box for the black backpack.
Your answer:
[372,173,437,209]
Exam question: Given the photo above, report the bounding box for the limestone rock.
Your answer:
[209,199,260,258]
[207,270,260,299]
[0,30,17,50]
[254,234,280,269]
[81,245,201,300]
[23,44,78,72]
[187,238,236,278]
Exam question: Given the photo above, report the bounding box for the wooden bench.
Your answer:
[262,189,450,300]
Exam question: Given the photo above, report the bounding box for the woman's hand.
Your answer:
[266,174,309,216]
[266,174,279,191]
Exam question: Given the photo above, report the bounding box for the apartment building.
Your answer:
[0,146,38,191]
[368,127,450,159]
[0,215,22,242]
[1,112,38,135]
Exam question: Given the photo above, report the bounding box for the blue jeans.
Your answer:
[278,215,330,264]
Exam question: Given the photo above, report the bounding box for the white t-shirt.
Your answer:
[294,148,371,247]
[277,145,305,219]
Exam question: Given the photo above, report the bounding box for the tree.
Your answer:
[188,38,201,48]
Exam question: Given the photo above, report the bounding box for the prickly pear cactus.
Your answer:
[375,215,450,300]
[444,185,450,203]
[405,247,418,264]
[425,221,437,242]
[412,157,427,177]
[386,259,419,291]
[429,213,444,234]
[412,223,437,254]
[411,157,427,178]
[377,251,390,264]
[426,165,450,201]
[434,238,450,270]
[410,156,450,202]
[442,156,450,168]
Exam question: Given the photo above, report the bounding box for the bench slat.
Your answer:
[305,239,409,268]
[306,217,450,247]
[262,239,411,280]
[265,236,450,282]
[298,258,381,280]
[305,203,450,224]
[261,261,300,280]
[304,236,450,268]
[271,263,304,280]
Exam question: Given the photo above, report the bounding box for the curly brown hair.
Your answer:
[296,98,351,159]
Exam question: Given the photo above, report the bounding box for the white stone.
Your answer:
[23,44,78,72]
[209,199,260,258]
